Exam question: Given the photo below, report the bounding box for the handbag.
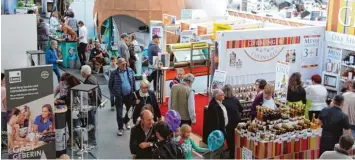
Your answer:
[128,92,138,119]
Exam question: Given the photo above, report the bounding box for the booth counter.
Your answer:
[49,36,78,68]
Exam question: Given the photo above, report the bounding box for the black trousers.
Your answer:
[226,126,237,159]
[78,42,87,66]
[148,70,161,91]
[115,94,133,130]
[180,120,192,126]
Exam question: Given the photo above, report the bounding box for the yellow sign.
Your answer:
[212,23,232,40]
[326,0,355,35]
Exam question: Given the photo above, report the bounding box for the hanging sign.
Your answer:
[162,14,177,26]
[326,0,355,36]
[5,65,56,159]
[197,25,208,36]
[180,22,190,32]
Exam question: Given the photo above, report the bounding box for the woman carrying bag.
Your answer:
[132,79,162,124]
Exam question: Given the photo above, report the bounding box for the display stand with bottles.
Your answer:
[70,84,99,159]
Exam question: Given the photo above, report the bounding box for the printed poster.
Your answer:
[5,65,56,159]
[302,35,321,68]
[275,61,290,103]
[225,36,301,77]
[211,70,227,90]
[180,30,194,43]
[324,45,342,74]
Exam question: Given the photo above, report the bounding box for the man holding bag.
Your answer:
[109,58,136,136]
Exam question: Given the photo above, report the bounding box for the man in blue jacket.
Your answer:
[45,40,62,82]
[108,58,136,136]
[147,35,161,91]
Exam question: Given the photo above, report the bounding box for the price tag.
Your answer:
[242,147,252,159]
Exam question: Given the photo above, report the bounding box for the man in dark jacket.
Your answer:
[37,18,49,52]
[152,121,185,159]
[108,58,136,136]
[81,65,102,146]
[130,110,157,159]
[147,35,161,91]
[203,89,227,144]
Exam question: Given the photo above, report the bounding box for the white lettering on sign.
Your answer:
[338,6,355,27]
[276,65,290,75]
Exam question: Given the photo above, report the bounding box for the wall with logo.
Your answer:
[326,0,355,35]
[216,26,325,85]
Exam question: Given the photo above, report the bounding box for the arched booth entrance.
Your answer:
[93,0,185,44]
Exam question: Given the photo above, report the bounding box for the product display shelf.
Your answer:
[339,49,355,87]
[70,84,99,159]
[234,108,322,159]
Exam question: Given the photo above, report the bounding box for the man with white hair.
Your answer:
[169,73,196,126]
[204,89,228,145]
[80,65,102,146]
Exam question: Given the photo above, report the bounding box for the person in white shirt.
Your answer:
[78,21,88,67]
[49,12,60,34]
[305,74,328,119]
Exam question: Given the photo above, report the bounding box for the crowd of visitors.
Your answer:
[5,9,352,159]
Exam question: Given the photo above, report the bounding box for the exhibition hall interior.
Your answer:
[1,0,355,159]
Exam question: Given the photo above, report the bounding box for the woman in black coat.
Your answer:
[132,79,161,124]
[222,84,243,159]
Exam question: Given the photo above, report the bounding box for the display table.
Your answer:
[234,129,320,159]
[54,105,68,158]
[26,50,45,66]
[49,36,78,68]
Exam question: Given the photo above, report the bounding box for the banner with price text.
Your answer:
[301,35,321,68]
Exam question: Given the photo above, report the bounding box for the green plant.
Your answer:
[17,1,24,8]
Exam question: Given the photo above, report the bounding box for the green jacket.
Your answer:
[179,137,207,159]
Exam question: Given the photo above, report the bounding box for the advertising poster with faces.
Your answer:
[324,45,342,74]
[5,66,56,159]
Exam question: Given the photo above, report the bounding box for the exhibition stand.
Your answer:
[321,0,355,97]
[49,35,78,68]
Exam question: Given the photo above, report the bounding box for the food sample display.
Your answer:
[235,104,322,159]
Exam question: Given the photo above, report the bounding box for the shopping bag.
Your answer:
[128,106,135,119]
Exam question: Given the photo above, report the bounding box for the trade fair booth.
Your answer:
[321,0,355,98]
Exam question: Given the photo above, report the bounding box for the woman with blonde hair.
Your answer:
[251,83,276,119]
[132,79,161,124]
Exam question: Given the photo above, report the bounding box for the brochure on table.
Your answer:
[5,65,55,159]
[216,26,325,85]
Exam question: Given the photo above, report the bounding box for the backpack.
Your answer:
[153,141,185,159]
